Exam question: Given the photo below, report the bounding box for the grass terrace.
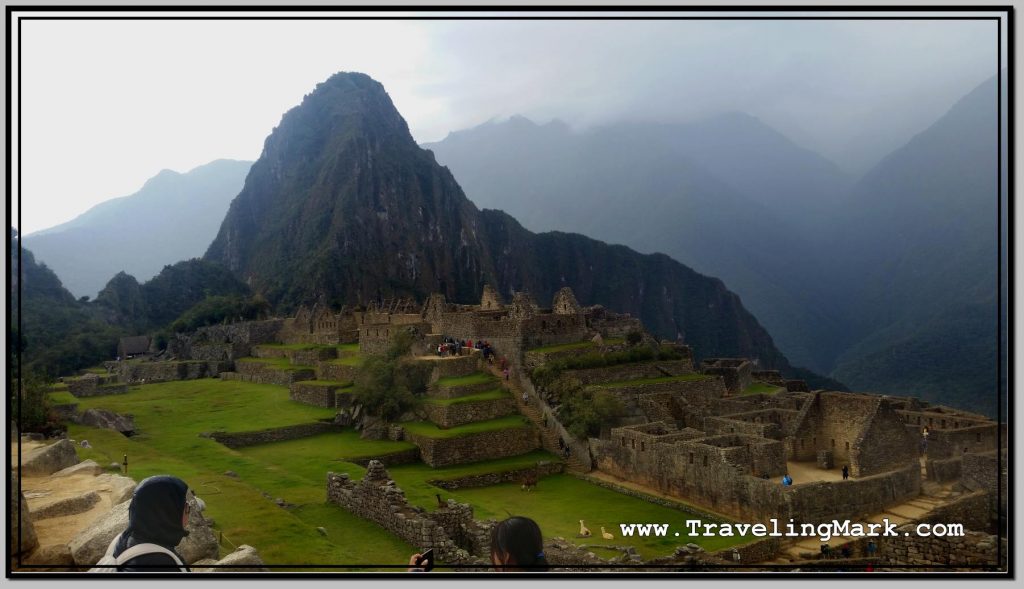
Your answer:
[528,338,624,354]
[434,373,497,387]
[402,415,530,439]
[337,343,360,354]
[236,357,314,371]
[421,389,509,407]
[294,380,354,389]
[590,373,711,389]
[47,390,79,406]
[326,354,365,367]
[741,382,787,396]
[257,343,334,351]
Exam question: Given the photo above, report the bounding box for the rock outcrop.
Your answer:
[20,439,79,476]
[51,459,104,478]
[67,496,219,566]
[74,409,136,434]
[30,491,101,520]
[192,545,268,572]
[9,474,39,555]
[94,473,137,505]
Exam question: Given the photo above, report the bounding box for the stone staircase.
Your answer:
[489,364,589,472]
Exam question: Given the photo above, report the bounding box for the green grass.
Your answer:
[591,374,710,389]
[422,389,509,406]
[402,415,530,439]
[327,354,365,367]
[82,366,110,375]
[236,357,314,372]
[64,379,415,569]
[741,382,787,396]
[47,391,79,405]
[238,431,416,466]
[449,475,748,559]
[294,380,353,388]
[528,338,624,354]
[435,372,497,387]
[337,343,360,354]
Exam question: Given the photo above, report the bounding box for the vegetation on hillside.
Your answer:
[352,331,431,420]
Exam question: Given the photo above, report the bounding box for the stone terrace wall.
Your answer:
[315,362,358,382]
[118,361,231,384]
[782,463,921,524]
[429,460,564,490]
[428,380,500,400]
[926,456,963,482]
[326,461,483,562]
[961,450,1007,518]
[210,421,339,449]
[599,378,724,416]
[424,355,481,380]
[409,426,540,467]
[423,397,516,428]
[562,359,695,385]
[170,319,284,361]
[231,362,315,386]
[289,382,346,408]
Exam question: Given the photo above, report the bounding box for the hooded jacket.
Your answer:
[113,475,191,572]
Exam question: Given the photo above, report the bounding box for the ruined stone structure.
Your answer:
[326,461,492,563]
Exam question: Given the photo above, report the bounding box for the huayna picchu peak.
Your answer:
[204,72,834,387]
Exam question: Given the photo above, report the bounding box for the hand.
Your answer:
[408,553,425,572]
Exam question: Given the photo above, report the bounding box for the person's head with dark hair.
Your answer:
[112,475,191,571]
[490,516,547,572]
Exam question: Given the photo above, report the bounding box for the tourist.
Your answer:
[866,539,877,557]
[500,356,508,371]
[842,465,849,480]
[557,437,564,450]
[841,544,852,558]
[522,390,529,404]
[503,367,510,381]
[782,473,793,486]
[732,548,741,563]
[563,445,571,459]
[95,475,191,572]
[490,516,548,571]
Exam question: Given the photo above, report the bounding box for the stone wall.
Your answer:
[594,423,919,524]
[961,450,1007,518]
[67,377,127,398]
[712,537,782,564]
[517,371,594,470]
[326,461,487,562]
[232,361,315,387]
[562,359,695,386]
[209,421,339,449]
[598,377,724,418]
[409,426,540,467]
[430,460,564,490]
[926,456,962,482]
[423,397,516,428]
[289,382,346,408]
[169,319,284,361]
[118,361,231,384]
[350,448,422,468]
[315,362,359,382]
[925,424,1003,460]
[424,355,481,380]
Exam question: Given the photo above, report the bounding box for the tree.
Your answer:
[353,330,430,420]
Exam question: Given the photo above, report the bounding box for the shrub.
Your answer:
[353,334,430,420]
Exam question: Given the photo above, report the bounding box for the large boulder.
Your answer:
[9,474,38,555]
[178,495,219,564]
[51,459,104,478]
[75,409,135,434]
[68,501,129,566]
[95,473,137,505]
[192,545,268,572]
[68,496,219,566]
[21,439,79,476]
[31,491,101,520]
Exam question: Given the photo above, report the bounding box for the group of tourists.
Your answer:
[436,336,501,364]
[820,540,874,560]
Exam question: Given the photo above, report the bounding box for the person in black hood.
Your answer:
[109,475,192,571]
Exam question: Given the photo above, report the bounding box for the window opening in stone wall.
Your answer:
[641,441,645,451]
[703,456,708,467]
[689,453,694,464]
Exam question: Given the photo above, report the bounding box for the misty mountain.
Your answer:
[24,159,252,299]
[422,113,851,372]
[826,73,1004,415]
[205,72,839,388]
[13,226,254,378]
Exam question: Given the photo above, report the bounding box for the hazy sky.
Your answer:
[15,12,1002,235]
